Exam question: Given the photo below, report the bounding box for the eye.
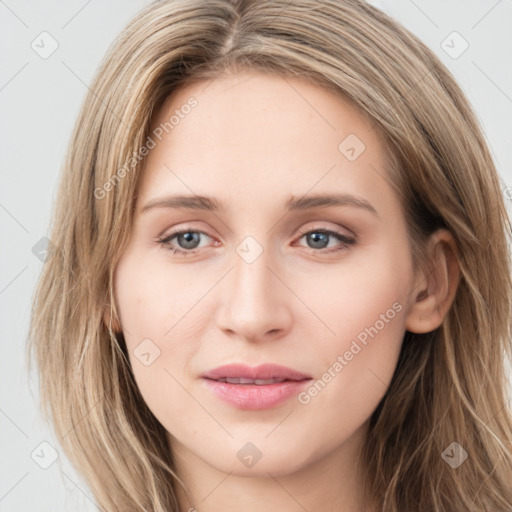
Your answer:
[294,228,356,254]
[157,226,356,257]
[157,228,215,256]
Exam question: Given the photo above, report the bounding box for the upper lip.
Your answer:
[201,363,312,381]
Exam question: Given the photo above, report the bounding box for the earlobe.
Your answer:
[405,229,460,334]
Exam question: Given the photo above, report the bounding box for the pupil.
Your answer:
[308,232,328,249]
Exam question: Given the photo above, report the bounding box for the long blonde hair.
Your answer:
[26,0,512,510]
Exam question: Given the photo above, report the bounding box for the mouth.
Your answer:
[207,377,294,385]
[200,363,312,410]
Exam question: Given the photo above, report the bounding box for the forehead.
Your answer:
[152,70,374,146]
[137,70,396,220]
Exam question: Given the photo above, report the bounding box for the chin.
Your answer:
[206,441,314,478]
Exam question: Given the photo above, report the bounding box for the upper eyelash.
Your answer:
[296,228,355,246]
[157,228,356,255]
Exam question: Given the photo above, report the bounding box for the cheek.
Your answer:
[296,242,410,415]
[115,249,210,343]
[114,253,211,424]
[302,241,409,339]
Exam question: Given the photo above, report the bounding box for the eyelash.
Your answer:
[156,226,356,257]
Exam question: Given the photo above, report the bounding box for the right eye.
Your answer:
[157,229,216,256]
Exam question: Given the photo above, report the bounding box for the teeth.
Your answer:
[218,377,287,385]
[239,378,258,384]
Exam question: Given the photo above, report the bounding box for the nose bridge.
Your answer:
[217,240,291,340]
[232,246,272,306]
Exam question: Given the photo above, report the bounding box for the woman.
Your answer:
[27,0,512,510]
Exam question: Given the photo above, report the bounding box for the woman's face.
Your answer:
[111,70,420,478]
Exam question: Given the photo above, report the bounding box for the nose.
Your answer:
[215,246,293,343]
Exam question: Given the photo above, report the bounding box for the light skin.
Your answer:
[105,70,460,511]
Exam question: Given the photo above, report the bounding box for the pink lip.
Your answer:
[201,363,312,410]
[201,363,312,381]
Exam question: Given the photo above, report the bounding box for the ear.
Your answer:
[405,229,461,334]
[102,303,122,333]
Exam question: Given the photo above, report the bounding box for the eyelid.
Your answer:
[297,223,353,238]
[296,221,356,242]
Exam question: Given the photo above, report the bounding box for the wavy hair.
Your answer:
[26,0,512,510]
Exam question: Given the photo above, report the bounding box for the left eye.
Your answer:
[295,228,355,253]
[157,228,355,256]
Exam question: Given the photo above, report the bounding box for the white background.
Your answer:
[1,0,511,510]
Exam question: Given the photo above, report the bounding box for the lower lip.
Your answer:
[201,378,311,410]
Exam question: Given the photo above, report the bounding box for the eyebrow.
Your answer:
[140,193,378,217]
